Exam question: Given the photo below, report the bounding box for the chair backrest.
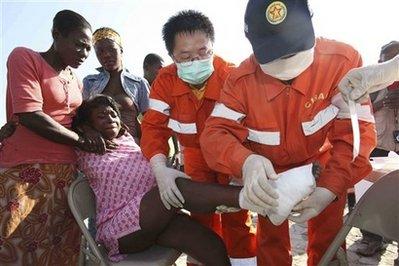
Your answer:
[68,178,107,264]
[349,169,399,241]
[69,178,97,220]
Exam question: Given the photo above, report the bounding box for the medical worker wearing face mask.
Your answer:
[200,0,377,265]
[141,10,257,265]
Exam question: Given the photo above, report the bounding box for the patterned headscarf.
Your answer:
[92,27,122,47]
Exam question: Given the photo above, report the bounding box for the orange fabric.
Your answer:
[141,55,234,159]
[141,56,256,258]
[190,83,207,100]
[200,38,377,265]
[200,38,376,196]
[1,47,82,167]
[256,193,346,266]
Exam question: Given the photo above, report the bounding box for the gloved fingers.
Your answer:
[261,159,279,180]
[241,192,268,215]
[369,81,392,94]
[170,184,185,206]
[291,198,310,212]
[253,180,279,206]
[256,176,279,200]
[179,172,191,179]
[246,186,277,210]
[165,188,183,209]
[349,88,368,103]
[160,192,172,210]
[338,75,359,98]
[252,205,268,216]
[288,208,318,223]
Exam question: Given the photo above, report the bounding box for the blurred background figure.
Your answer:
[355,41,399,257]
[143,53,164,86]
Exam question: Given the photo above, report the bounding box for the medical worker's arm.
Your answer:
[339,55,399,103]
[200,78,278,213]
[141,77,190,210]
[291,53,377,223]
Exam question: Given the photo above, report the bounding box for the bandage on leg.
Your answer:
[266,163,316,225]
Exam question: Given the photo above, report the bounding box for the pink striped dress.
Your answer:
[76,134,156,262]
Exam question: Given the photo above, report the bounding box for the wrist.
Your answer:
[150,153,167,168]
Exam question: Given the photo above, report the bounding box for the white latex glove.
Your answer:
[266,164,316,225]
[239,154,279,215]
[338,55,399,103]
[288,187,336,223]
[150,153,191,210]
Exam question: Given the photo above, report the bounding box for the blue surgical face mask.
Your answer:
[176,57,214,85]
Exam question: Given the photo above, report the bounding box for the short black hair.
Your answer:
[72,95,126,134]
[53,9,92,37]
[162,10,215,54]
[380,41,399,55]
[143,53,163,68]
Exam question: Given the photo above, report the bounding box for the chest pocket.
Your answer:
[301,104,339,136]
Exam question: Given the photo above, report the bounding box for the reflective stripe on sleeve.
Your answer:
[149,98,170,115]
[302,105,339,136]
[167,119,197,134]
[210,103,246,122]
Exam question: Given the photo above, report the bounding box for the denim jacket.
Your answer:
[82,67,150,113]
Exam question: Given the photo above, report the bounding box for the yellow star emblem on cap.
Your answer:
[266,1,287,25]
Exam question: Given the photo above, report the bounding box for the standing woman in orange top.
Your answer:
[141,10,256,265]
[0,10,102,265]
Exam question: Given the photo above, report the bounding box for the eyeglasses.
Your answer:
[173,49,214,66]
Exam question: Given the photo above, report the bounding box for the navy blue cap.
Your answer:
[245,0,315,64]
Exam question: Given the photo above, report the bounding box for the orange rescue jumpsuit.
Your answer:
[141,56,257,259]
[200,39,377,266]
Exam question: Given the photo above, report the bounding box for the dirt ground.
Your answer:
[175,210,398,265]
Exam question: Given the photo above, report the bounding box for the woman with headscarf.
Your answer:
[83,27,150,143]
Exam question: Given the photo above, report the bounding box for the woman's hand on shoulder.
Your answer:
[77,125,118,154]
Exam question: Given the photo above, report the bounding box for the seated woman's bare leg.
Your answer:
[156,214,230,266]
[118,178,241,265]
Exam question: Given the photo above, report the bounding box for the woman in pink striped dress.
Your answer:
[73,95,243,266]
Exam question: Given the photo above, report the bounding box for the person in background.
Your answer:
[0,10,101,265]
[339,49,399,103]
[141,10,256,266]
[200,0,376,265]
[143,53,164,86]
[353,41,399,257]
[83,27,150,143]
